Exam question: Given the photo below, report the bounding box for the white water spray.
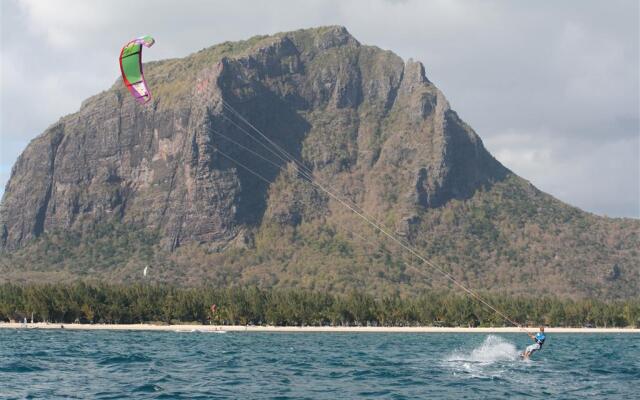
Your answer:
[446,335,520,365]
[444,335,522,378]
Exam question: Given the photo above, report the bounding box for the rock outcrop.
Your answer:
[1,27,637,299]
[0,26,504,251]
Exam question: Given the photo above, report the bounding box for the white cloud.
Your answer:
[485,129,640,217]
[488,134,552,174]
[18,0,115,48]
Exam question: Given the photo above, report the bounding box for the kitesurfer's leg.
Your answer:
[523,343,537,358]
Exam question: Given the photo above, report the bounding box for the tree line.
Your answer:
[0,283,638,327]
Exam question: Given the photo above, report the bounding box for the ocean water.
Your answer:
[0,330,638,399]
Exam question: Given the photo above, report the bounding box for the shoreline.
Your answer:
[1,322,638,333]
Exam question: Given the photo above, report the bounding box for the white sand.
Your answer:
[1,322,638,333]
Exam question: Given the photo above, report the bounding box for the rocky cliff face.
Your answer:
[1,27,637,299]
[0,26,505,251]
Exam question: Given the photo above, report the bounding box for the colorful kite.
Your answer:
[119,35,155,104]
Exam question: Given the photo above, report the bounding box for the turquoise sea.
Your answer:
[1,330,638,399]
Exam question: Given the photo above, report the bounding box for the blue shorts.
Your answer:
[526,343,541,354]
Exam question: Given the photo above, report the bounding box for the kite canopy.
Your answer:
[119,35,155,104]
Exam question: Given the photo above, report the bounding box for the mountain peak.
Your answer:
[1,27,637,299]
[0,25,504,251]
[282,25,360,49]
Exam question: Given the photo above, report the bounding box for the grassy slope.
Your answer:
[2,175,637,299]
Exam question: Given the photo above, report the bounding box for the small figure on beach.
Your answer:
[522,326,546,358]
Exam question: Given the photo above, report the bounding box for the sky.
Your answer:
[1,0,638,218]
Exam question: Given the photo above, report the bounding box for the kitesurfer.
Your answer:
[522,326,546,358]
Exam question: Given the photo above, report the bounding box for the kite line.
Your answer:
[211,98,531,333]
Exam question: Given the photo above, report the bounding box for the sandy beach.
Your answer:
[1,322,638,333]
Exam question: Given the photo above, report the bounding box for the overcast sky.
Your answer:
[1,0,638,218]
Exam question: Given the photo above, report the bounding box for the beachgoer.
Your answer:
[522,326,545,358]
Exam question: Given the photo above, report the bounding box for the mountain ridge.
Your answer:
[1,26,637,299]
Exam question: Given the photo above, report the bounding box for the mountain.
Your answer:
[0,26,637,299]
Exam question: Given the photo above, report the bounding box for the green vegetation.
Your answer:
[1,175,638,300]
[1,283,638,327]
[0,222,162,283]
